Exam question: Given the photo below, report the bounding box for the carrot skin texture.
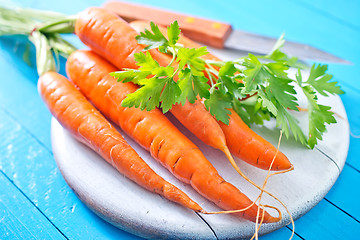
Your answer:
[75,7,228,155]
[38,71,202,212]
[219,109,291,170]
[170,101,227,149]
[75,7,169,70]
[130,20,292,171]
[66,50,278,223]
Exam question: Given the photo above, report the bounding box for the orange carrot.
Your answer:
[75,7,235,168]
[130,20,292,171]
[38,71,203,212]
[66,49,279,223]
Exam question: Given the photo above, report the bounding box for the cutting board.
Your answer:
[51,48,349,239]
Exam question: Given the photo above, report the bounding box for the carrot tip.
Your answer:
[288,164,295,171]
[266,215,282,223]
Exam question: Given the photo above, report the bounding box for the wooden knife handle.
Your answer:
[103,1,232,48]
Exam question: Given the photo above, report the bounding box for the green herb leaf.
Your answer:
[306,64,344,96]
[204,90,232,124]
[308,104,336,148]
[218,75,244,99]
[242,54,268,92]
[134,51,160,71]
[177,47,208,70]
[160,78,181,112]
[266,75,298,111]
[219,62,237,76]
[233,99,271,126]
[296,68,340,148]
[257,89,278,116]
[121,77,167,111]
[177,68,210,104]
[265,33,305,68]
[135,21,169,51]
[110,70,150,84]
[276,106,307,145]
[167,20,180,46]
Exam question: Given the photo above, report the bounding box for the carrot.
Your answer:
[66,49,280,223]
[129,20,292,171]
[75,7,235,171]
[37,71,203,213]
[74,7,168,70]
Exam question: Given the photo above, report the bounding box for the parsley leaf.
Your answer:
[110,70,149,84]
[308,104,336,148]
[265,75,298,111]
[219,62,237,76]
[135,51,159,71]
[167,21,180,46]
[266,33,306,68]
[276,106,307,145]
[121,77,167,111]
[257,89,278,116]
[233,99,271,126]
[306,64,344,96]
[242,54,268,92]
[177,68,210,104]
[160,78,181,112]
[177,47,208,70]
[135,21,168,51]
[295,68,341,148]
[204,90,232,124]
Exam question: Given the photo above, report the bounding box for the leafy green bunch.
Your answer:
[110,21,344,149]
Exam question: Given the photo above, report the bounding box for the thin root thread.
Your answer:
[201,131,295,240]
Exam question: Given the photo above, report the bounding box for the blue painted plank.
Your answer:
[339,82,360,170]
[263,193,360,240]
[325,165,360,222]
[290,199,360,239]
[340,82,360,129]
[0,37,52,150]
[0,109,141,240]
[346,136,360,171]
[0,173,65,240]
[294,0,360,31]
[260,227,302,240]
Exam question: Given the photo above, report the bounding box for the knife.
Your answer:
[103,1,350,64]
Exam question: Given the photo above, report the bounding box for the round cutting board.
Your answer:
[51,49,350,239]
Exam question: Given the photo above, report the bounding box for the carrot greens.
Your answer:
[111,21,344,148]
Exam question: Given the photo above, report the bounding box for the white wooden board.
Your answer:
[51,49,349,239]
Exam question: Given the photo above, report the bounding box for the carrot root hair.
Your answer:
[203,131,295,239]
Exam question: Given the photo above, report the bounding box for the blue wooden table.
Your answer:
[0,0,359,239]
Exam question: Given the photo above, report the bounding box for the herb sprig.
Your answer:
[110,21,344,148]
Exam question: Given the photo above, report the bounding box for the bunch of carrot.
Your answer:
[1,5,296,230]
[128,21,293,172]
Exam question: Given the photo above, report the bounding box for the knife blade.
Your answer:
[103,1,350,64]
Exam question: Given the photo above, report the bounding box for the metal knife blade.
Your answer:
[225,30,350,64]
[104,1,350,64]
